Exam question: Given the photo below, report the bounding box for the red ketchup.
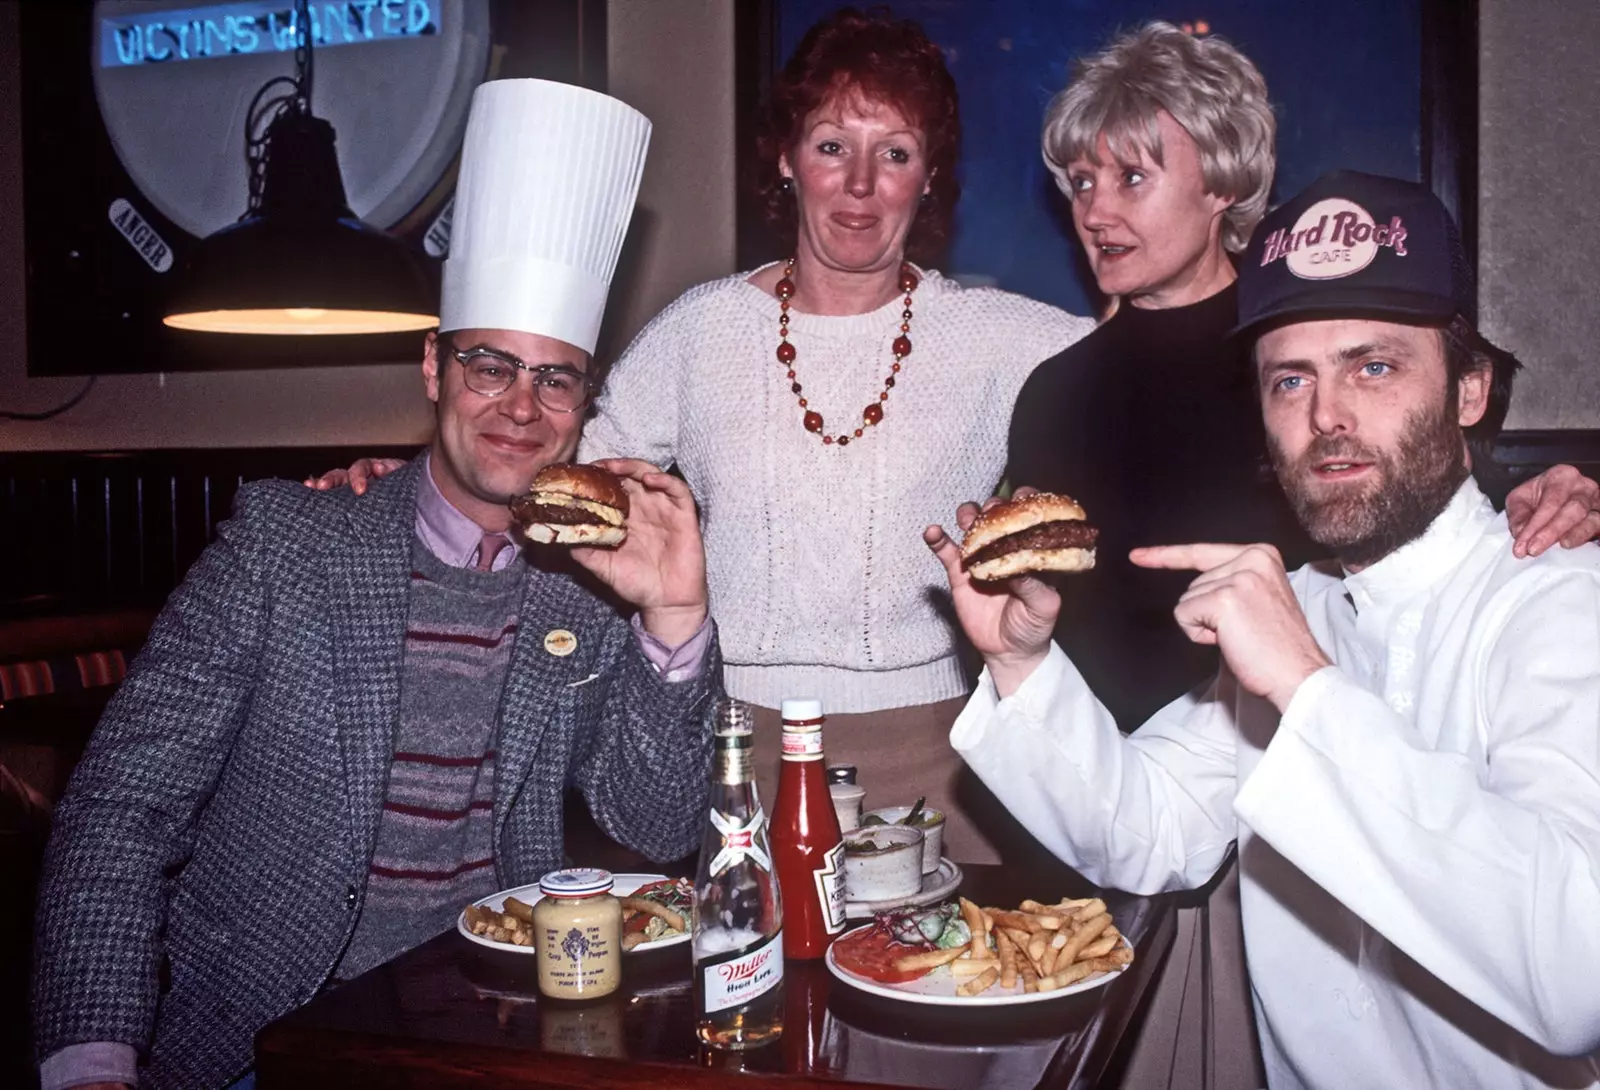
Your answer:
[769,698,846,959]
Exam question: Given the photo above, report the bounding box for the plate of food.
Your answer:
[826,896,1133,1007]
[458,873,693,954]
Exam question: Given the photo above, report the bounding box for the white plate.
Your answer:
[825,923,1132,1007]
[457,873,691,954]
[845,857,963,918]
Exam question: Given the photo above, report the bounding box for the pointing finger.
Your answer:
[1130,542,1254,573]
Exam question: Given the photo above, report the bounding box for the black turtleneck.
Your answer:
[1007,282,1317,731]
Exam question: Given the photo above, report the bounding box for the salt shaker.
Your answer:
[826,764,865,833]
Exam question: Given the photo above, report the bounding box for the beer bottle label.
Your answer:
[813,840,847,935]
[708,807,772,877]
[700,930,784,1014]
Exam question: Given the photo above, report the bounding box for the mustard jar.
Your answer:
[533,867,622,1000]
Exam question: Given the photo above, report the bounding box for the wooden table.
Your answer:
[256,863,1174,1090]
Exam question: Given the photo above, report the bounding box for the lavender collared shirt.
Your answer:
[40,455,713,1090]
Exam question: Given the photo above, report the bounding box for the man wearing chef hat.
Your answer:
[32,81,719,1090]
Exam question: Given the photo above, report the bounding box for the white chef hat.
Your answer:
[440,79,651,354]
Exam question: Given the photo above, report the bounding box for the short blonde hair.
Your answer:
[1041,22,1275,253]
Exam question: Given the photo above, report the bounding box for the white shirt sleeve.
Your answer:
[578,305,685,468]
[951,642,1241,895]
[1234,573,1600,1057]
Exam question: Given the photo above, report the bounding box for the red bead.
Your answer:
[823,436,834,445]
[900,323,911,333]
[776,277,796,301]
[864,403,883,425]
[879,391,889,401]
[798,398,808,407]
[838,435,850,446]
[891,363,901,372]
[853,428,864,437]
[777,341,797,364]
[899,268,919,293]
[803,410,824,433]
[892,336,912,358]
[786,370,796,379]
[884,376,895,388]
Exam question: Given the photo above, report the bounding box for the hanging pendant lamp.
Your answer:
[163,0,436,336]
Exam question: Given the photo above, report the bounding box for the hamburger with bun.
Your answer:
[960,493,1097,581]
[510,463,629,547]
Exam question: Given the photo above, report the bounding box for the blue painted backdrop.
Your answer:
[777,0,1422,317]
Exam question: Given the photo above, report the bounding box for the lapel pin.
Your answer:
[544,629,578,657]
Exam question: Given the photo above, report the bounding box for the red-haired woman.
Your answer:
[577,8,1093,862]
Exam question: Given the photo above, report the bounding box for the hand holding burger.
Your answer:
[511,463,631,546]
[959,492,1098,581]
[514,459,709,648]
[925,490,1095,698]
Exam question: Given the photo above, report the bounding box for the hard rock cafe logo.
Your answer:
[1259,197,1409,281]
[709,808,772,877]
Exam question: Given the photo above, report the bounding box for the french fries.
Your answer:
[949,957,1001,977]
[885,894,1135,999]
[893,946,968,973]
[959,897,988,961]
[957,966,1000,996]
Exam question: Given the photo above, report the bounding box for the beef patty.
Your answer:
[964,520,1099,567]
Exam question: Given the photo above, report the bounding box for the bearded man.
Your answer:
[927,171,1600,1088]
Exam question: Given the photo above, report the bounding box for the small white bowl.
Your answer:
[864,805,945,875]
[842,825,924,901]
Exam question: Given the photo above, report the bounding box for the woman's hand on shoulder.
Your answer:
[1505,463,1600,557]
[302,457,406,495]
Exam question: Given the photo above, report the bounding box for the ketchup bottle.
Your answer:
[769,698,846,959]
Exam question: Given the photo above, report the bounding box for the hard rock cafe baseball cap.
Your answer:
[1234,170,1476,338]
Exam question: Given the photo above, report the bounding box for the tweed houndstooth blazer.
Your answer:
[32,459,720,1089]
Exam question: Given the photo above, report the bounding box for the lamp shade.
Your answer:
[164,113,437,335]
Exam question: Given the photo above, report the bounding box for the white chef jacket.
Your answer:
[952,481,1600,1089]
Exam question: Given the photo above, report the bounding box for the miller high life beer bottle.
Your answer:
[770,698,846,959]
[692,700,784,1049]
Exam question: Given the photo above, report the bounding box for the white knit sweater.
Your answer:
[580,266,1094,712]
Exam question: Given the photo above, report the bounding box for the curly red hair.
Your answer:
[753,7,961,263]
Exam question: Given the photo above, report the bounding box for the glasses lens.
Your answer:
[460,353,515,396]
[534,370,590,413]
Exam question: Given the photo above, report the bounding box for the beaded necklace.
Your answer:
[774,258,917,447]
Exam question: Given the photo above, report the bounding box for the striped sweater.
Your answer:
[335,540,524,979]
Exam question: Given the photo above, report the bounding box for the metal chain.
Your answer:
[242,0,315,217]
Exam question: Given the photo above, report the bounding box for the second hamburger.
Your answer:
[960,492,1097,581]
[510,463,630,547]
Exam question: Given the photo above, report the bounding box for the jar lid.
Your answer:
[781,697,824,722]
[826,764,857,785]
[538,867,615,898]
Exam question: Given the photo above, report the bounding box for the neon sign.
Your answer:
[99,0,439,68]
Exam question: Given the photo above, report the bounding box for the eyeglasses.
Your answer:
[444,343,593,413]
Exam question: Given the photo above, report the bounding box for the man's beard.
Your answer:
[1268,400,1469,569]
